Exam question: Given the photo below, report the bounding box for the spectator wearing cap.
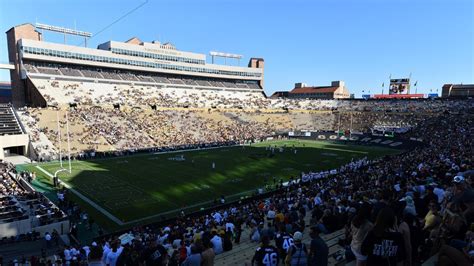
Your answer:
[452,175,474,217]
[285,231,308,266]
[402,196,417,217]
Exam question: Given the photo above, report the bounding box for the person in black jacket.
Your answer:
[361,207,406,266]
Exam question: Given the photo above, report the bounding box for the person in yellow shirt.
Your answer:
[275,212,285,224]
[423,201,441,230]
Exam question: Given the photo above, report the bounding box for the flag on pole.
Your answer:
[414,81,418,86]
[382,82,384,87]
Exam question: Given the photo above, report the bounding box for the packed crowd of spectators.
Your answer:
[4,105,472,265]
[19,99,473,161]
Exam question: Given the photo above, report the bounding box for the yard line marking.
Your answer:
[35,165,125,225]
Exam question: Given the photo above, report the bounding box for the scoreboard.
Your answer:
[389,78,410,94]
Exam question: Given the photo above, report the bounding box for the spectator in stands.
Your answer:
[285,231,308,266]
[361,208,406,266]
[181,244,201,266]
[252,236,279,266]
[210,231,223,255]
[44,232,52,249]
[4,99,473,265]
[349,203,373,266]
[201,237,215,266]
[308,226,328,266]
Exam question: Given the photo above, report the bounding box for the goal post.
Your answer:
[56,110,72,175]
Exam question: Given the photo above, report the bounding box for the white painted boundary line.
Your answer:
[32,140,390,226]
[35,165,125,225]
[33,144,242,167]
[30,145,246,226]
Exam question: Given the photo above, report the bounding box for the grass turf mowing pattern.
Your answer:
[25,140,400,224]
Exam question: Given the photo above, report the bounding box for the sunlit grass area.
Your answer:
[21,139,401,227]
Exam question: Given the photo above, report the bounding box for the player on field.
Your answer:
[252,236,279,266]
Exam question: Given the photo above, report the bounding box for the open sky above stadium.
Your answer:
[0,0,472,97]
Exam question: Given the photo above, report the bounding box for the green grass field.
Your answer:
[20,139,401,229]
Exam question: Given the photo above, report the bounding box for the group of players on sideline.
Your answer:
[0,104,472,265]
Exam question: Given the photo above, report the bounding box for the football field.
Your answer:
[21,139,401,228]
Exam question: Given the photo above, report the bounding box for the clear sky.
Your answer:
[0,0,472,96]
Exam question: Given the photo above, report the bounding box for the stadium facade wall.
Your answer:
[0,219,70,238]
[6,24,42,107]
[25,77,46,107]
[0,133,29,160]
[19,38,263,81]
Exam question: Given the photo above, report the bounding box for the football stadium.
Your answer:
[0,1,473,265]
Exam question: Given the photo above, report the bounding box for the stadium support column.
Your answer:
[6,23,42,107]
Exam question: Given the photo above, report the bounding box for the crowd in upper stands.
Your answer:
[17,98,472,162]
[2,100,472,265]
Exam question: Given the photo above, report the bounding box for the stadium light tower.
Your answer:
[35,23,92,47]
[209,51,243,65]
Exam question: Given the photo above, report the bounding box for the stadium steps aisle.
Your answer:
[214,213,347,265]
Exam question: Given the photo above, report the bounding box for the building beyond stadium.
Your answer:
[271,81,350,100]
[6,23,265,107]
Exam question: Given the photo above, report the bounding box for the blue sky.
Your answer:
[0,0,472,96]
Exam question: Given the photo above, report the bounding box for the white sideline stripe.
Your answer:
[31,140,379,226]
[35,165,125,226]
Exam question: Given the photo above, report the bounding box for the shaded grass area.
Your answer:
[20,140,401,231]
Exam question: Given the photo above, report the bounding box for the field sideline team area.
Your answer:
[19,139,400,227]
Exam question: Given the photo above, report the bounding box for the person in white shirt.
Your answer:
[267,209,276,222]
[83,245,91,257]
[210,232,223,255]
[433,185,445,203]
[212,212,222,223]
[314,194,323,206]
[102,242,111,264]
[105,242,123,266]
[225,221,235,234]
[64,246,72,262]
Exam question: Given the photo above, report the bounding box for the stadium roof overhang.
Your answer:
[0,63,15,70]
